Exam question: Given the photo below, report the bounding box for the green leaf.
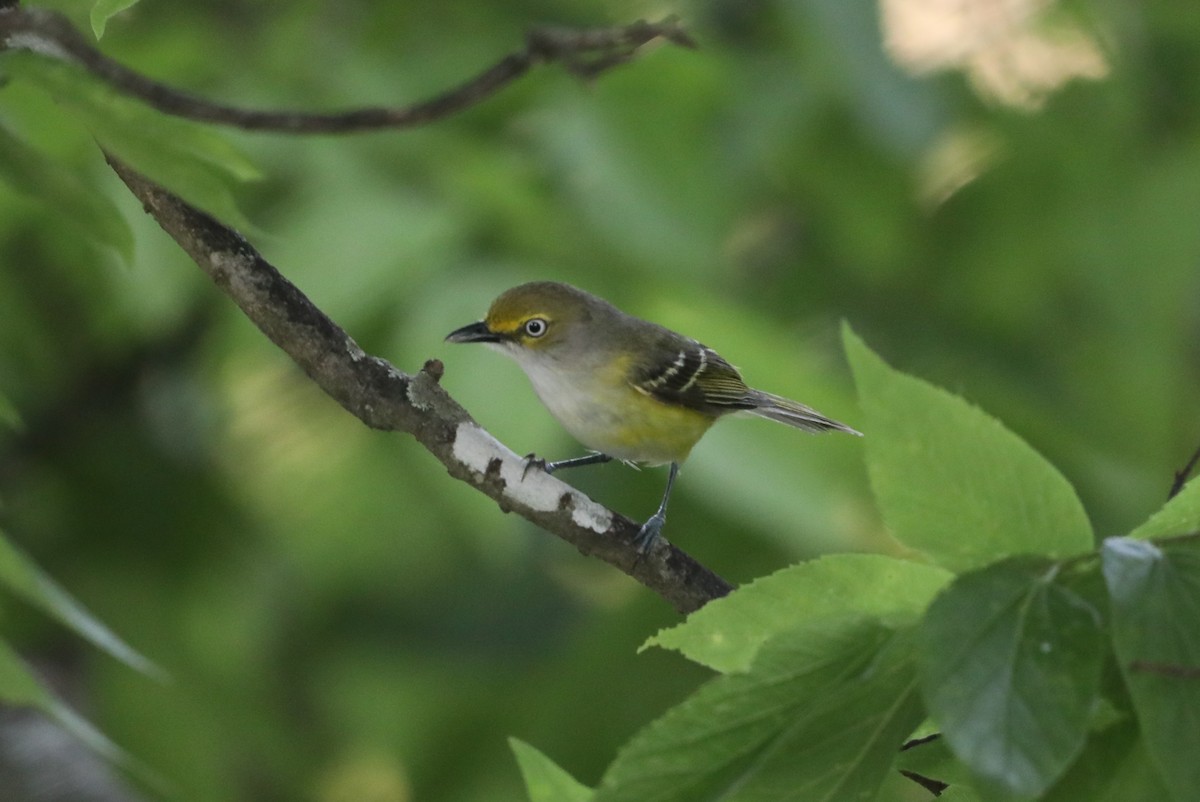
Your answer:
[45,693,131,765]
[918,558,1106,798]
[0,123,134,262]
[91,0,142,39]
[1129,477,1200,540]
[3,51,260,230]
[510,738,594,802]
[0,637,53,708]
[0,531,162,678]
[842,324,1093,572]
[894,734,980,795]
[0,394,21,432]
[1043,720,1172,802]
[0,639,127,764]
[645,553,951,673]
[1102,536,1200,802]
[595,623,924,802]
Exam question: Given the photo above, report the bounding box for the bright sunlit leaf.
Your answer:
[1102,536,1200,802]
[510,738,593,802]
[843,324,1093,572]
[645,553,951,673]
[919,558,1105,798]
[595,623,923,802]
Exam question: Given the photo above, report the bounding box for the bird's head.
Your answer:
[445,281,607,354]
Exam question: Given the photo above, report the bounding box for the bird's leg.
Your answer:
[522,451,613,480]
[545,452,614,473]
[633,462,679,554]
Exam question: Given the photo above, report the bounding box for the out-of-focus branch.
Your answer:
[0,6,694,133]
[105,155,732,614]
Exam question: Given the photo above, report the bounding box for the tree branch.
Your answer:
[0,7,694,133]
[105,155,732,614]
[1,0,727,611]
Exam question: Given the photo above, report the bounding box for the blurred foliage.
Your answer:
[0,0,1197,800]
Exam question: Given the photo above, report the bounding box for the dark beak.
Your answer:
[445,321,501,344]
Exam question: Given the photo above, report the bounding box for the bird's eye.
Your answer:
[523,318,548,338]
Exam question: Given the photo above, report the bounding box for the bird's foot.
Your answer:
[521,453,553,480]
[633,512,666,555]
[524,452,612,479]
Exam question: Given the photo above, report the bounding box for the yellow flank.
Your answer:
[537,352,714,466]
[601,393,714,465]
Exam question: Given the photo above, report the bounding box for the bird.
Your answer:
[445,281,860,553]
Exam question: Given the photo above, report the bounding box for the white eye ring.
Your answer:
[523,318,548,338]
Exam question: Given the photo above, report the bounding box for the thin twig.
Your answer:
[0,7,694,133]
[104,155,732,614]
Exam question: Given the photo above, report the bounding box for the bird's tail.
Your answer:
[746,390,862,436]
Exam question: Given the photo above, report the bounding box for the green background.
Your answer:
[0,1,1196,800]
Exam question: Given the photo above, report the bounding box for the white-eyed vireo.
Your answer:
[446,281,860,552]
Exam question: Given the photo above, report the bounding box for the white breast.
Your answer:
[502,346,641,460]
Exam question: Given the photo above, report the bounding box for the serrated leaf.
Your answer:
[0,123,134,262]
[918,558,1105,798]
[510,738,593,802]
[91,0,142,39]
[595,623,923,802]
[894,734,980,794]
[0,531,162,678]
[1129,477,1200,540]
[843,324,1093,572]
[4,51,260,231]
[1102,536,1200,802]
[646,553,951,673]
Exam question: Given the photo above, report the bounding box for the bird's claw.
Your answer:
[521,453,551,480]
[633,513,665,555]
